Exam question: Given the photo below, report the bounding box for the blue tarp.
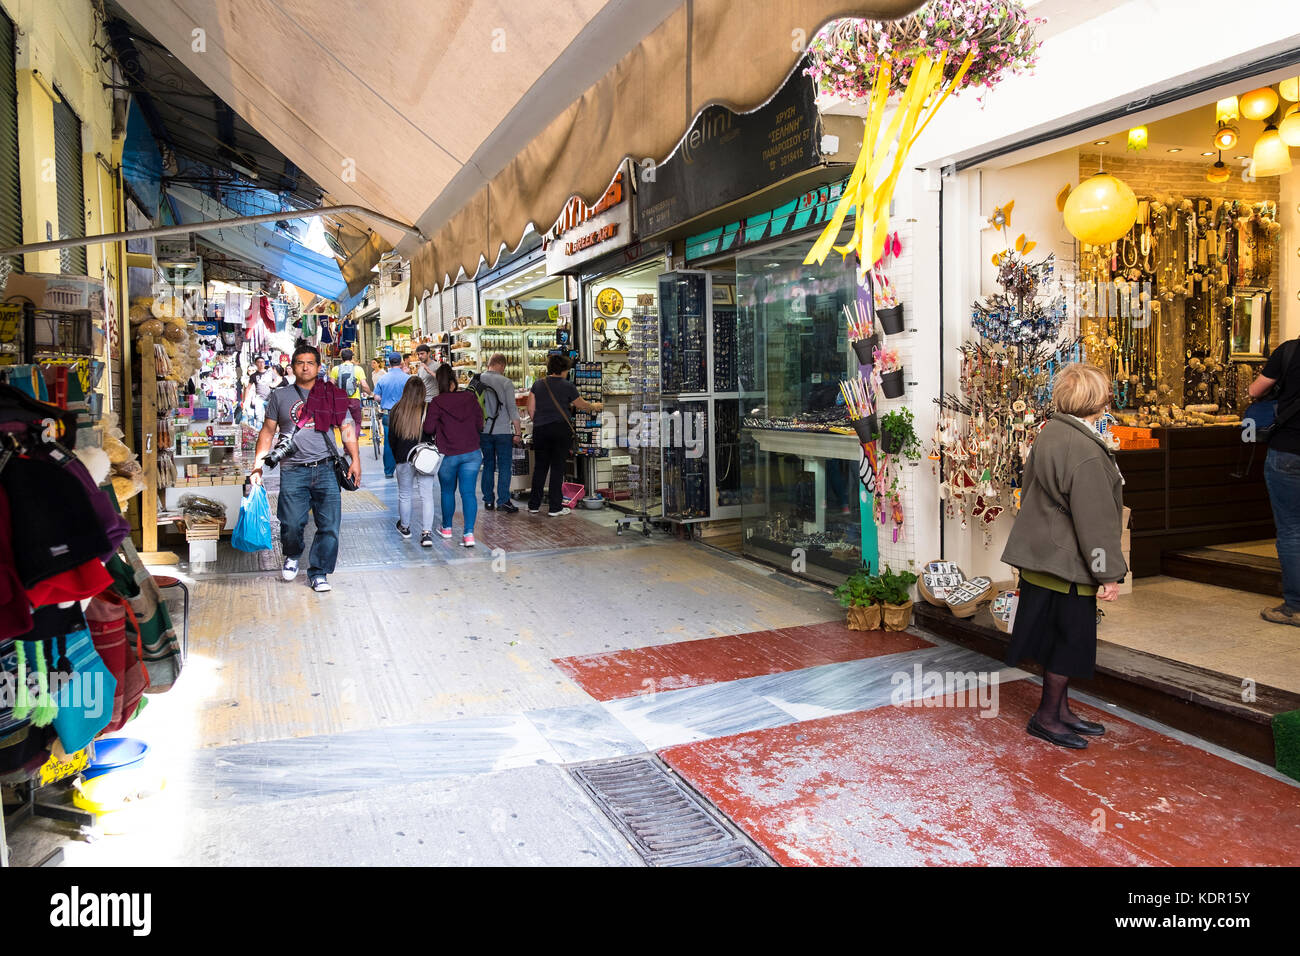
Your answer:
[167,185,364,308]
[120,99,163,218]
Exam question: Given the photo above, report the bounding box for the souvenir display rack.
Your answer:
[615,305,661,534]
[933,227,1079,543]
[573,362,604,457]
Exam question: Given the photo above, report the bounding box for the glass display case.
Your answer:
[654,271,742,523]
[735,239,862,584]
[659,271,708,395]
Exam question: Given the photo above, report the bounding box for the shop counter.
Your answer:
[1117,424,1273,576]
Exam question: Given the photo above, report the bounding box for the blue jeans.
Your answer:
[277,461,341,577]
[439,450,483,534]
[395,462,439,533]
[480,433,514,505]
[1265,447,1300,608]
[381,411,397,476]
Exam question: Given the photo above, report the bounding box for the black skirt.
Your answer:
[1005,576,1097,679]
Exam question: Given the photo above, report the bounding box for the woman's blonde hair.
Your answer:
[389,377,428,442]
[1052,362,1111,416]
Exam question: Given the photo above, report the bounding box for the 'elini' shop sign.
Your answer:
[635,64,824,239]
[543,164,634,275]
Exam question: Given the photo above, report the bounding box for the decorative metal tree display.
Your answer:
[932,210,1079,543]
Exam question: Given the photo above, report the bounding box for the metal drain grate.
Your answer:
[571,756,774,867]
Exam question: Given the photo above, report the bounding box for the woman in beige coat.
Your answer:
[1001,363,1126,750]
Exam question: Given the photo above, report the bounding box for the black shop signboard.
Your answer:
[635,67,824,238]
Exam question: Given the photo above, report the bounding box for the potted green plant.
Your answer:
[834,568,883,631]
[879,407,922,459]
[878,565,918,631]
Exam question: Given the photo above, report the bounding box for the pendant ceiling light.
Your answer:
[1063,172,1138,246]
[1213,123,1239,150]
[1126,126,1148,151]
[1280,77,1300,102]
[1205,151,1230,183]
[1251,123,1293,177]
[1280,105,1300,148]
[1240,87,1279,121]
[1216,96,1239,124]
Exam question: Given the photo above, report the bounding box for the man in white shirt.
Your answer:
[415,343,440,403]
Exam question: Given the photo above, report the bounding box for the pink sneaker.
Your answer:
[462,533,476,547]
[438,527,453,539]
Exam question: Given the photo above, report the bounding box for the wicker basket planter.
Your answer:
[881,600,913,631]
[846,604,882,631]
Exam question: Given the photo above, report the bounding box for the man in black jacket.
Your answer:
[1250,338,1300,626]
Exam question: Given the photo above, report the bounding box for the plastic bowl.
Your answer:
[581,495,606,510]
[85,737,150,779]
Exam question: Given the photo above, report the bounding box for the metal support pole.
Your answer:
[0,204,426,259]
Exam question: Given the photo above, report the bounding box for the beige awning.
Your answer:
[120,1,924,298]
[410,1,929,295]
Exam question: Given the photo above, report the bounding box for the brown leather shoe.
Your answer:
[1261,604,1300,627]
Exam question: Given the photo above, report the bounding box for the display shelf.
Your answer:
[449,324,556,387]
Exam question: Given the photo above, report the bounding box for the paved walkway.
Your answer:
[8,466,1299,866]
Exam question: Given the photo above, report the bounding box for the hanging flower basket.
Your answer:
[801,3,1043,272]
[852,335,880,365]
[877,304,905,335]
[804,2,1044,105]
[880,368,906,398]
[853,414,879,443]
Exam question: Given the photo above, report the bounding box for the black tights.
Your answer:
[1034,671,1079,730]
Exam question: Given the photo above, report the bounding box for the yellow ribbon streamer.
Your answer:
[805,50,977,277]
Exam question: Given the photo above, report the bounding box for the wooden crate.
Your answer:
[184,517,223,541]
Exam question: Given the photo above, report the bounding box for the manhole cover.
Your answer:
[571,756,773,867]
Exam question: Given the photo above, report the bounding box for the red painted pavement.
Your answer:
[661,679,1300,866]
[553,622,932,701]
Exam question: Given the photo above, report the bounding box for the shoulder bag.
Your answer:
[295,384,358,491]
[541,377,575,435]
[408,441,444,476]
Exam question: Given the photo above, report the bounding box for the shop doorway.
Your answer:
[937,78,1298,695]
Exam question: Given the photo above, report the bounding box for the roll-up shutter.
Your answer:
[52,87,86,275]
[454,282,476,325]
[0,11,21,279]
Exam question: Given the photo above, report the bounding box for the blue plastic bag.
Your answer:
[232,484,273,552]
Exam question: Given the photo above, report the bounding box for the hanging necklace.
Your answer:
[1121,232,1139,270]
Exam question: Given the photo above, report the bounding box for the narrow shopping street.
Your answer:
[10,467,1298,867]
[8,0,1300,900]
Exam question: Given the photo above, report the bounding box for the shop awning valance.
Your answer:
[119,1,923,298]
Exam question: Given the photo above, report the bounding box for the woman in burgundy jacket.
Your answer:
[423,364,484,546]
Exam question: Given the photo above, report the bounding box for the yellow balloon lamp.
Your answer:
[1240,87,1279,121]
[1252,123,1293,177]
[1281,77,1300,102]
[1063,173,1138,246]
[1280,105,1300,148]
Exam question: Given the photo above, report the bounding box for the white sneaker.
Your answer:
[547,507,571,517]
[310,576,331,593]
[282,558,299,581]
